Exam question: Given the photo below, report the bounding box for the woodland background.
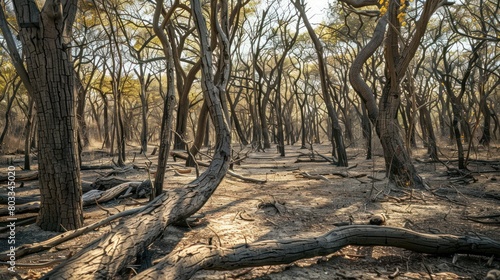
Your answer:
[0,0,499,279]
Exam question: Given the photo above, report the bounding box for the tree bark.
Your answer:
[13,0,83,231]
[135,225,500,280]
[293,0,348,166]
[152,0,177,197]
[43,0,232,277]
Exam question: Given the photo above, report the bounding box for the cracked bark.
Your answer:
[42,0,231,278]
[13,0,83,231]
[135,225,500,280]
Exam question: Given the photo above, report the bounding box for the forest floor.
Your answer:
[0,143,499,279]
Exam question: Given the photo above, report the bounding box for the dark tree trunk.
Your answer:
[293,0,348,167]
[187,102,209,167]
[14,0,83,231]
[361,103,372,159]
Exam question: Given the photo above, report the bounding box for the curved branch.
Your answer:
[348,15,387,123]
[338,0,379,8]
[135,225,500,280]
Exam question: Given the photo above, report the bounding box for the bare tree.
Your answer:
[345,0,450,187]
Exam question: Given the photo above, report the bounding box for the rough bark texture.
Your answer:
[42,0,232,277]
[136,225,500,280]
[152,0,177,197]
[14,0,83,231]
[345,0,447,187]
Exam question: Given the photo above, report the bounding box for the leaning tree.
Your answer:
[344,0,451,187]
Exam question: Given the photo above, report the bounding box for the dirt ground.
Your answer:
[0,143,499,279]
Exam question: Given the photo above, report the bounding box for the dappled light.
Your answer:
[0,0,499,279]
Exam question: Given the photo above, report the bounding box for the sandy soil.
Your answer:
[0,144,499,279]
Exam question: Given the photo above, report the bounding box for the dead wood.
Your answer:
[331,171,367,178]
[296,171,330,181]
[104,165,142,177]
[0,212,37,223]
[80,165,115,170]
[295,157,328,163]
[227,170,266,183]
[82,181,138,206]
[0,206,146,261]
[171,151,266,183]
[0,171,38,182]
[0,216,36,233]
[0,194,39,205]
[135,225,500,280]
[0,201,39,215]
[91,176,131,190]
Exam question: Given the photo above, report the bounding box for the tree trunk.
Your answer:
[43,0,231,277]
[187,102,209,167]
[24,100,35,170]
[377,83,422,187]
[0,79,20,148]
[173,61,202,150]
[226,89,248,145]
[14,0,83,231]
[152,1,177,197]
[361,102,372,159]
[294,0,348,167]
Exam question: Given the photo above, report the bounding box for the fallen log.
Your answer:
[135,225,500,280]
[0,201,39,215]
[0,171,38,182]
[0,206,146,261]
[91,176,130,190]
[0,194,39,205]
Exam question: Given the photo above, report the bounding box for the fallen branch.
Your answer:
[0,206,146,261]
[296,171,330,181]
[135,225,500,280]
[0,171,38,182]
[171,151,265,183]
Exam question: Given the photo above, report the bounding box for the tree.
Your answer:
[11,0,83,231]
[42,0,232,277]
[293,0,348,166]
[345,0,450,187]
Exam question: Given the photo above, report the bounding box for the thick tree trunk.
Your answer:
[136,225,500,280]
[43,0,232,277]
[377,84,423,187]
[14,0,83,231]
